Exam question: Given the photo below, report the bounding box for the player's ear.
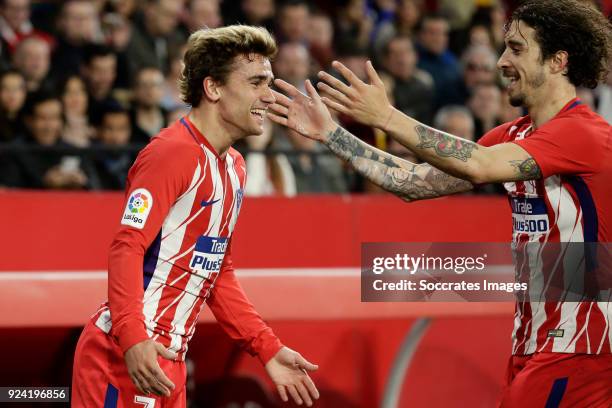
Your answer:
[550,50,569,75]
[203,76,222,102]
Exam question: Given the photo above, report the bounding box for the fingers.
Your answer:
[269,102,288,117]
[132,375,147,395]
[317,70,353,97]
[295,382,313,406]
[321,97,349,115]
[154,342,177,361]
[271,89,292,107]
[266,111,288,127]
[129,363,175,397]
[304,79,321,102]
[331,60,365,88]
[302,373,320,401]
[150,363,175,392]
[365,60,384,86]
[274,78,302,98]
[287,384,303,406]
[317,82,352,107]
[277,385,289,402]
[142,368,172,397]
[295,354,319,372]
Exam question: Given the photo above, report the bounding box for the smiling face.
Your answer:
[216,54,275,137]
[497,20,548,108]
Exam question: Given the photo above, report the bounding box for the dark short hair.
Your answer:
[179,25,277,107]
[94,100,128,126]
[510,0,612,89]
[23,91,61,117]
[382,35,414,59]
[82,44,116,66]
[415,12,449,34]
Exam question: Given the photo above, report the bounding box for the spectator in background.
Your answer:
[130,66,167,143]
[101,11,132,90]
[373,0,423,62]
[92,102,133,190]
[80,44,119,123]
[468,83,502,140]
[51,0,102,79]
[160,44,186,111]
[596,67,612,123]
[415,13,463,108]
[6,91,94,189]
[274,42,311,88]
[433,105,474,141]
[307,10,334,70]
[105,0,137,20]
[125,0,185,82]
[239,0,275,30]
[60,74,94,147]
[333,0,373,53]
[276,0,309,44]
[273,41,347,193]
[0,0,52,59]
[244,120,296,197]
[382,35,434,125]
[335,43,379,151]
[12,36,51,92]
[183,0,222,33]
[458,45,498,104]
[0,69,25,141]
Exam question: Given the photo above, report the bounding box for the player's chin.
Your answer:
[249,121,265,135]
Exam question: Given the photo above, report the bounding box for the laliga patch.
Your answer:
[121,188,153,229]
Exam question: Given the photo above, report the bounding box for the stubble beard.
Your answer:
[509,68,546,108]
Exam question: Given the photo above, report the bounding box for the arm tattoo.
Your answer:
[326,126,473,201]
[414,125,478,162]
[509,158,542,180]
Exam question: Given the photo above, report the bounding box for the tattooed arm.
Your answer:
[325,127,473,201]
[314,61,542,184]
[383,117,542,184]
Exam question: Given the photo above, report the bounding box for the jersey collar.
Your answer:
[180,116,223,161]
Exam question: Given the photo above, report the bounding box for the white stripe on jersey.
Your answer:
[169,146,228,352]
[524,244,545,354]
[546,177,585,352]
[596,299,612,353]
[143,162,203,337]
[181,154,243,348]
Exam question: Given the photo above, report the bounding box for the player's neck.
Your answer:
[527,81,577,129]
[188,106,234,158]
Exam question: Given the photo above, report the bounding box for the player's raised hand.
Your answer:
[317,60,395,130]
[124,339,177,397]
[267,78,338,143]
[265,346,319,407]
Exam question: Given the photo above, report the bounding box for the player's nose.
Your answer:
[262,84,276,104]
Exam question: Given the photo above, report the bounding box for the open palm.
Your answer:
[265,346,319,406]
[267,79,338,143]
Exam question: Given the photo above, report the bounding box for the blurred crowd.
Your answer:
[0,0,611,194]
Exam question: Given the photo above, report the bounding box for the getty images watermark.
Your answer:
[361,243,612,302]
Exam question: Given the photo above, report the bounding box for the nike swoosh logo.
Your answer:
[201,199,220,207]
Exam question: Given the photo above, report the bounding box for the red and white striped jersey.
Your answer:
[479,98,612,355]
[92,117,282,362]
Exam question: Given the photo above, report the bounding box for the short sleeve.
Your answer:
[511,122,606,178]
[477,122,512,147]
